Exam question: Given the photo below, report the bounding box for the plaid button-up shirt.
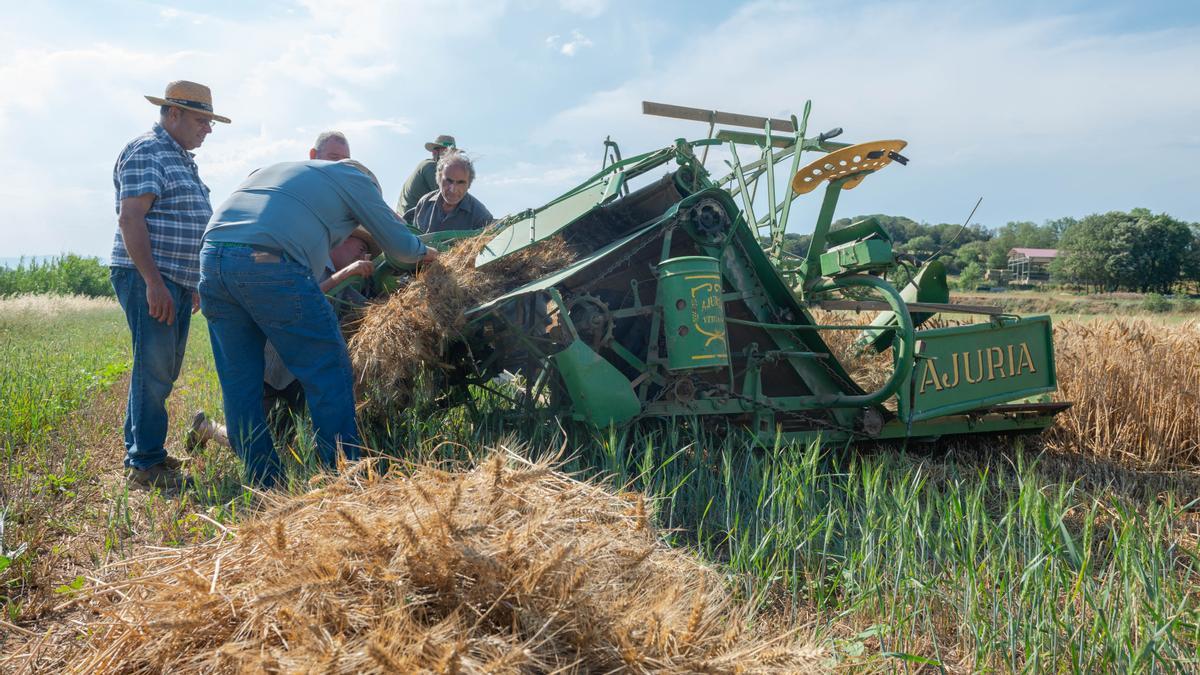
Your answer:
[110,123,212,290]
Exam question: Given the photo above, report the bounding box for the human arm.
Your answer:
[319,259,375,293]
[341,168,435,264]
[117,193,176,324]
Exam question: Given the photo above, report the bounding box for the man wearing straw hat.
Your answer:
[200,159,438,488]
[395,133,455,215]
[111,80,230,490]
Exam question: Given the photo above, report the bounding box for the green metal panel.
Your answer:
[656,256,729,370]
[549,340,641,426]
[473,144,687,269]
[824,217,892,247]
[464,222,659,318]
[475,180,612,268]
[819,239,894,276]
[420,229,483,247]
[858,260,949,352]
[900,316,1057,422]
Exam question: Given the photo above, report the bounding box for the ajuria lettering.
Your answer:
[919,342,1037,394]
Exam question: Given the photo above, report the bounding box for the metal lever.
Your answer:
[817,127,843,142]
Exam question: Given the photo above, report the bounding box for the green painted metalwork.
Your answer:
[656,256,730,371]
[375,99,1069,447]
[858,260,950,352]
[550,341,641,426]
[900,316,1058,422]
[819,240,894,276]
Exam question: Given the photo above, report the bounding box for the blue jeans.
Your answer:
[111,266,193,470]
[198,243,361,488]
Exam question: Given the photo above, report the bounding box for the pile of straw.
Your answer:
[54,451,821,672]
[349,233,573,412]
[1049,319,1200,469]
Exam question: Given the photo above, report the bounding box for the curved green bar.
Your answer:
[811,274,915,412]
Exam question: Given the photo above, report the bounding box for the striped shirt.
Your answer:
[111,123,212,290]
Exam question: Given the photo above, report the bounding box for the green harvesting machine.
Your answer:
[394,101,1067,444]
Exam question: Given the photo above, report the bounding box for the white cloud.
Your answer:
[560,0,608,18]
[1,1,1198,258]
[0,0,511,256]
[559,29,593,56]
[541,1,1200,227]
[330,118,412,135]
[478,153,596,190]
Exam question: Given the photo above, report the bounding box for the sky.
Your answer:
[1,0,1198,260]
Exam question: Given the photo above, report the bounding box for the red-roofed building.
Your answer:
[1008,247,1058,283]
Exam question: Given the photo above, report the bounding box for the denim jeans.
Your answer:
[198,243,361,488]
[111,266,193,470]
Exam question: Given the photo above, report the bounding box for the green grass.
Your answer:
[2,299,1197,671]
[0,298,130,452]
[364,404,1200,671]
[0,296,231,623]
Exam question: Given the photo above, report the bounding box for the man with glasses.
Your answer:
[110,80,230,490]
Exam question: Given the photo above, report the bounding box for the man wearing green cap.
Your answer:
[395,134,455,215]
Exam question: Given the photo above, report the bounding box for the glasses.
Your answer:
[184,111,215,129]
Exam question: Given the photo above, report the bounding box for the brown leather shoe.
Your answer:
[126,461,192,490]
[161,455,190,470]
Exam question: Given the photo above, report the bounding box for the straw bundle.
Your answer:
[348,233,573,413]
[1048,319,1200,469]
[58,451,822,673]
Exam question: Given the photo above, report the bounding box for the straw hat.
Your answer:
[145,80,231,124]
[348,226,382,257]
[424,134,456,152]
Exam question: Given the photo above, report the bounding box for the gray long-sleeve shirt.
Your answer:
[204,160,426,276]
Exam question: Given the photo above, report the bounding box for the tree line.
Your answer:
[0,255,114,297]
[781,208,1200,293]
[3,208,1197,298]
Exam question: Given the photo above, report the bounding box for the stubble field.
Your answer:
[0,296,1197,672]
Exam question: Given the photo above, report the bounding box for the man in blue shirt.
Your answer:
[200,159,437,488]
[112,80,230,490]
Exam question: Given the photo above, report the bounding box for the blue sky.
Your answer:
[1,0,1197,259]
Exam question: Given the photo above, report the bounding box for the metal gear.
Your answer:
[565,293,615,350]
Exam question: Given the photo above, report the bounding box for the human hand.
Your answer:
[345,259,375,278]
[192,291,201,314]
[421,246,439,263]
[146,280,175,325]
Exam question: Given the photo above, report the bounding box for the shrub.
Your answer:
[0,255,113,298]
[1139,293,1172,313]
